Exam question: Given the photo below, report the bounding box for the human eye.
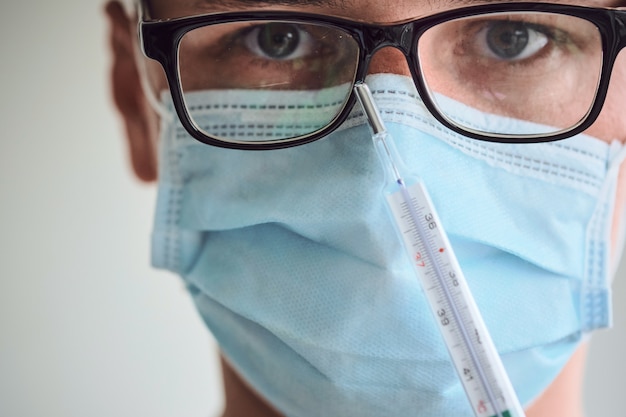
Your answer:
[471,20,552,62]
[453,16,582,69]
[242,22,315,61]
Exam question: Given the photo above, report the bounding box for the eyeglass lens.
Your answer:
[419,12,602,137]
[178,21,359,142]
[176,12,603,143]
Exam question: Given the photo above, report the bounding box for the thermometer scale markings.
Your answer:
[388,184,509,417]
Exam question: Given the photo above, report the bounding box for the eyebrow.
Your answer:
[206,0,348,7]
[204,0,620,11]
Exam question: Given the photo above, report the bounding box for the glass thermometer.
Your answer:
[353,82,526,417]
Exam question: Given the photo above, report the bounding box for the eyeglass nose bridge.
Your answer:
[355,23,416,82]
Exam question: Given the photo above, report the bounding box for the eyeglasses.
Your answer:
[139,3,626,150]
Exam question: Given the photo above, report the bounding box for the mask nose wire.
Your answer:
[351,46,422,130]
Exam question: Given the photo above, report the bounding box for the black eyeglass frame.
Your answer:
[140,2,626,150]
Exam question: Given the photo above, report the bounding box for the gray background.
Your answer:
[0,1,624,416]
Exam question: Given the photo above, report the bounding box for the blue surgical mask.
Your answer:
[151,74,626,416]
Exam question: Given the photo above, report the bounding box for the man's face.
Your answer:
[106,3,626,414]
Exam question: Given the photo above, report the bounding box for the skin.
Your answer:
[105,1,626,416]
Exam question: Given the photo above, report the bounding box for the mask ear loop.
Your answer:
[612,196,626,276]
[606,140,626,277]
[580,139,626,332]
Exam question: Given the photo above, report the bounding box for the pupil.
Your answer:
[258,23,300,59]
[486,22,529,59]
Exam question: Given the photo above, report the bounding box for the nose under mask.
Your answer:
[151,74,626,417]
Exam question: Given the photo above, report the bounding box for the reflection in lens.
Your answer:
[181,85,354,142]
[178,20,359,143]
[418,12,602,137]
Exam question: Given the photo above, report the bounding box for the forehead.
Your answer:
[146,0,619,21]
